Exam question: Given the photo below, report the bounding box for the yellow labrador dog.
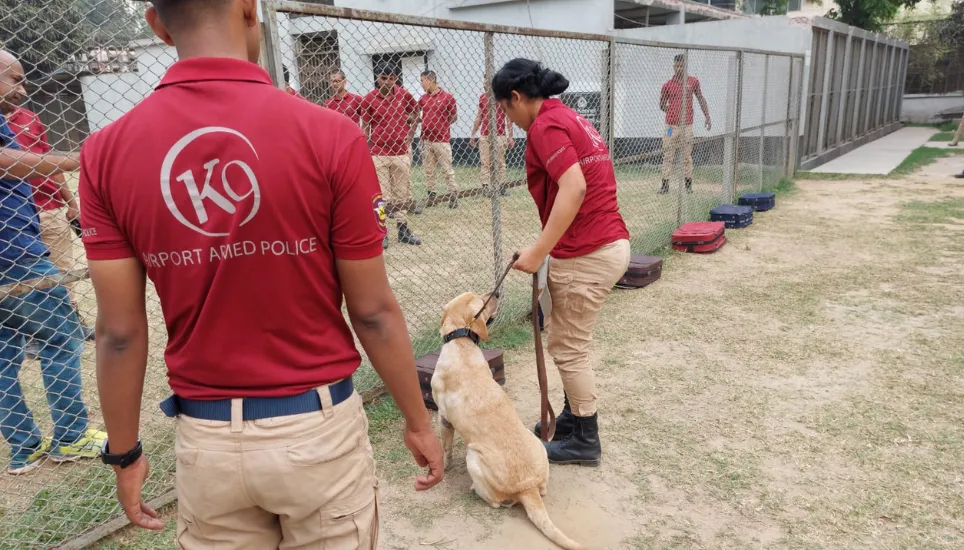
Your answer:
[432,291,587,550]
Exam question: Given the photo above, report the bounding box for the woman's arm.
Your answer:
[514,163,586,273]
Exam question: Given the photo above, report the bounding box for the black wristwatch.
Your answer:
[100,439,143,469]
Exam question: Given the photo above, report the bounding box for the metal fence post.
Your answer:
[261,5,286,89]
[677,49,690,226]
[835,30,853,148]
[864,39,879,135]
[789,57,806,178]
[851,36,866,140]
[731,50,744,205]
[723,52,739,204]
[816,30,835,155]
[878,43,895,128]
[783,57,793,178]
[759,54,768,191]
[483,32,502,287]
[601,38,616,148]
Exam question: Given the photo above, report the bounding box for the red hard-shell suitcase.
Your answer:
[615,254,663,289]
[672,221,727,253]
[415,348,506,410]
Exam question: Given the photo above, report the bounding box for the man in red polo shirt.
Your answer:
[418,70,458,209]
[471,91,514,195]
[79,0,443,545]
[658,53,711,195]
[361,65,422,248]
[3,105,94,341]
[324,69,362,125]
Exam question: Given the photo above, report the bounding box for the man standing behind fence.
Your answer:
[78,0,444,545]
[471,91,514,195]
[362,65,422,248]
[325,69,363,126]
[418,70,458,209]
[658,54,711,195]
[4,103,94,342]
[0,50,105,475]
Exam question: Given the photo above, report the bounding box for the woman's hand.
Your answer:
[513,245,546,274]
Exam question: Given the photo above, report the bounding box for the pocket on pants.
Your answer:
[320,481,378,550]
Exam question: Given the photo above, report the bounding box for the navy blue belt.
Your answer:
[159,377,354,422]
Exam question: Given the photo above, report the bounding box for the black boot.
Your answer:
[544,413,601,467]
[685,177,693,193]
[658,180,669,194]
[533,393,575,441]
[398,223,421,246]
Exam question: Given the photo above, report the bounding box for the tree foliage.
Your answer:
[0,0,146,78]
[827,0,924,31]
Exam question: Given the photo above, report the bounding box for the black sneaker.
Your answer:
[685,177,693,194]
[398,224,422,246]
[24,340,39,361]
[657,180,669,195]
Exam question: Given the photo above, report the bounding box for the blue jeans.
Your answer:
[0,260,88,466]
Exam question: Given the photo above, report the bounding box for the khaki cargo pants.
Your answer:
[422,141,457,194]
[951,117,964,147]
[175,391,379,550]
[546,239,631,417]
[478,135,508,187]
[660,124,694,181]
[373,155,413,225]
[38,208,77,300]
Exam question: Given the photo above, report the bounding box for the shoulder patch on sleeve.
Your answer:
[372,193,388,231]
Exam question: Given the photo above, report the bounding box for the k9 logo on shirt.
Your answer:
[576,115,605,152]
[160,127,262,237]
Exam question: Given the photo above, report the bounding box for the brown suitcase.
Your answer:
[615,254,663,289]
[415,348,506,410]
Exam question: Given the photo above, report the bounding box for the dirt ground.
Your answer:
[92,157,964,549]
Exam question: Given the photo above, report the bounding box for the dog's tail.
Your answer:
[517,487,588,550]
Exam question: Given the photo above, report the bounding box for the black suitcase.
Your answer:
[710,204,754,229]
[738,192,776,212]
[615,254,663,289]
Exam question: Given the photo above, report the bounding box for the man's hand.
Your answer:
[469,136,477,148]
[513,244,547,274]
[114,456,165,531]
[404,418,444,491]
[507,136,516,149]
[66,200,80,223]
[705,119,712,131]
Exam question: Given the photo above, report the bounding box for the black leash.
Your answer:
[472,251,520,322]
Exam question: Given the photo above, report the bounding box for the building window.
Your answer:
[296,30,341,101]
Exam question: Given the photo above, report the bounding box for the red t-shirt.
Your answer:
[418,89,456,143]
[478,93,507,137]
[525,99,629,259]
[361,86,417,156]
[79,58,387,400]
[660,76,701,126]
[325,92,363,125]
[6,108,62,211]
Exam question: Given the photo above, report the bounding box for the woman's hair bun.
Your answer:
[537,68,570,97]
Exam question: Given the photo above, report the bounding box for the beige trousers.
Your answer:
[950,117,964,147]
[373,155,413,225]
[174,390,379,550]
[546,239,631,417]
[660,124,694,180]
[478,135,508,187]
[422,141,457,194]
[38,208,77,299]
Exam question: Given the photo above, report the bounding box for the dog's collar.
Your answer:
[443,328,480,346]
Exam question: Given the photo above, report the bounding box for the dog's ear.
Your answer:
[470,292,498,340]
[470,312,490,341]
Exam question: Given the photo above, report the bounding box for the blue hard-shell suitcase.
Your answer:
[738,192,776,212]
[710,204,754,229]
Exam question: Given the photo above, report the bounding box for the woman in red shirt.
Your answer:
[494,59,630,466]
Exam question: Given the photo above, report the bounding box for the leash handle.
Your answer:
[531,271,556,442]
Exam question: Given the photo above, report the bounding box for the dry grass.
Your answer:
[83,158,964,549]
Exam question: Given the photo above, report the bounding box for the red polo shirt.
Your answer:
[661,76,701,126]
[79,57,387,400]
[418,89,456,143]
[6,108,62,211]
[325,92,363,124]
[361,86,417,156]
[478,93,507,137]
[525,99,629,259]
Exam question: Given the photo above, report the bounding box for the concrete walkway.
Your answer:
[809,127,938,174]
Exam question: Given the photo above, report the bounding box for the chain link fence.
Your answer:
[0,1,802,547]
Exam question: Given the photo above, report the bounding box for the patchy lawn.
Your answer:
[91,158,964,549]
